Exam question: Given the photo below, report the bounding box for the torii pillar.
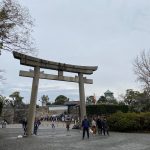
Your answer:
[78,73,86,121]
[27,66,40,136]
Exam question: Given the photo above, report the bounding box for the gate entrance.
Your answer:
[13,51,98,136]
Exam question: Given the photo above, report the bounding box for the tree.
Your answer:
[86,96,96,104]
[133,50,150,96]
[41,95,49,106]
[108,98,118,105]
[124,89,140,106]
[124,89,150,112]
[0,94,9,106]
[0,94,9,115]
[97,96,107,104]
[0,0,36,83]
[118,101,125,105]
[97,95,118,104]
[134,91,150,112]
[0,94,10,115]
[0,100,2,115]
[9,91,24,107]
[0,0,36,54]
[9,91,24,123]
[54,95,69,105]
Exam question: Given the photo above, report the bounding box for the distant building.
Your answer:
[64,101,79,113]
[64,101,80,120]
[104,90,115,100]
[48,105,68,116]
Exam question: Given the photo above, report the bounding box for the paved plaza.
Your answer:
[0,123,150,150]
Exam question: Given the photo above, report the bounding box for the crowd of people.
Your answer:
[21,115,72,135]
[82,116,109,139]
[21,114,109,139]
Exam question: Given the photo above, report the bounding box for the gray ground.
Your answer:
[0,123,150,150]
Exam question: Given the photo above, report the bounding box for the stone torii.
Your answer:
[13,51,98,136]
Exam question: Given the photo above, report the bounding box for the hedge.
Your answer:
[108,112,150,132]
[86,104,128,115]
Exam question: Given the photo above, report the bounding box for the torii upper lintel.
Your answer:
[13,51,98,74]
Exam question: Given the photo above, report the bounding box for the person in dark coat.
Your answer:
[82,116,90,139]
[33,118,41,135]
[96,116,102,135]
[22,118,27,136]
[102,117,109,136]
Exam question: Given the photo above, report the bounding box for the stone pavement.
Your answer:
[0,124,150,150]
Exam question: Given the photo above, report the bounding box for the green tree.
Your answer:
[9,91,24,107]
[0,95,9,115]
[108,98,118,105]
[97,96,107,104]
[118,101,126,105]
[0,0,35,54]
[124,89,140,106]
[0,95,9,106]
[54,95,69,105]
[124,89,150,112]
[86,96,96,104]
[41,95,49,106]
[0,95,5,114]
[134,91,150,112]
[6,91,24,123]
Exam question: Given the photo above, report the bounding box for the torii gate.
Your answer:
[13,51,98,136]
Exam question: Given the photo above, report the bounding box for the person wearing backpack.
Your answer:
[82,116,90,139]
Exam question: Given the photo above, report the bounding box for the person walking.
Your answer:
[82,116,90,139]
[33,118,41,135]
[66,121,70,131]
[2,120,7,128]
[22,118,27,136]
[51,120,55,128]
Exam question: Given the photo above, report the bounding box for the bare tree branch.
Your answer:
[0,0,37,55]
[133,50,150,96]
[0,0,37,83]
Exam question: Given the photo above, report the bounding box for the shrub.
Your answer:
[108,112,150,132]
[86,104,128,116]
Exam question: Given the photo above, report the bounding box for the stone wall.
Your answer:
[1,106,50,123]
[36,107,49,118]
[2,107,28,124]
[1,106,79,123]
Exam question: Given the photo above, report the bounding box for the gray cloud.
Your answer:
[1,0,150,103]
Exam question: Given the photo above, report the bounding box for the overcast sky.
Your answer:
[1,0,150,105]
